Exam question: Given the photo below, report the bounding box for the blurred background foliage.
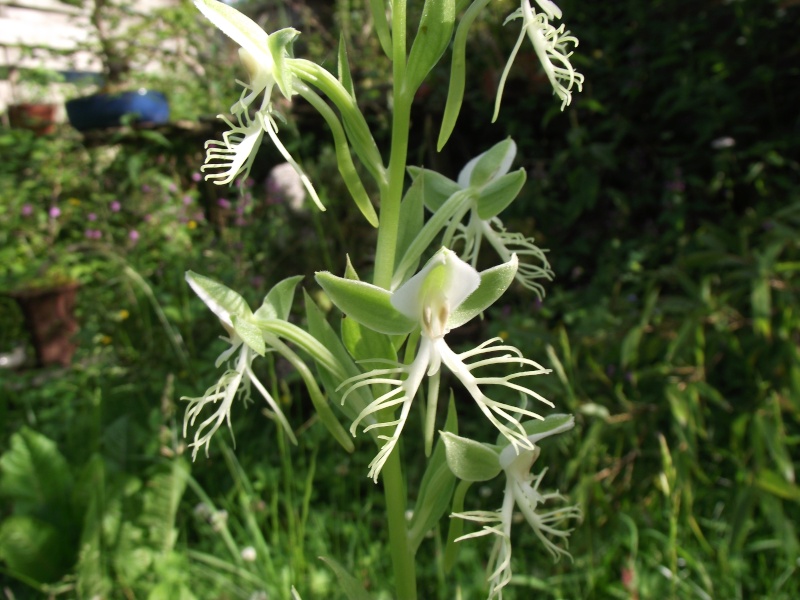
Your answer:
[1,0,798,598]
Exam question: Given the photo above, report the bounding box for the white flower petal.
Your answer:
[534,0,562,20]
[195,0,270,64]
[457,154,481,188]
[390,248,481,331]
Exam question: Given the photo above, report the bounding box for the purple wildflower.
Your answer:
[129,229,140,242]
[21,204,33,216]
[88,212,97,221]
[49,206,61,218]
[217,198,231,209]
[110,201,121,212]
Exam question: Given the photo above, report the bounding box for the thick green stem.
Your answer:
[375,4,417,599]
[382,437,417,600]
[373,0,410,291]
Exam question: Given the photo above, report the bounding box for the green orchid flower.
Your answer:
[495,0,584,117]
[409,139,554,297]
[195,0,323,210]
[317,248,554,482]
[181,271,297,459]
[445,415,581,599]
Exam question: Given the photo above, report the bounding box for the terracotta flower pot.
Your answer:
[10,283,80,367]
[8,103,58,136]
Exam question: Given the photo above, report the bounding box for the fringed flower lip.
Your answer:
[194,0,323,210]
[317,248,554,482]
[495,0,584,117]
[182,271,297,459]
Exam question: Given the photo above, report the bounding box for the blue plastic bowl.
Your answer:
[66,89,169,132]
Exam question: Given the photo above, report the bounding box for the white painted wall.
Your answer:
[0,0,178,115]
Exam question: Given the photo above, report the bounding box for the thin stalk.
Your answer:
[382,436,417,600]
[374,2,417,597]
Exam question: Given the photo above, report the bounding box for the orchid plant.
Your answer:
[184,1,583,598]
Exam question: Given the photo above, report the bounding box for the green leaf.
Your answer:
[392,188,474,288]
[185,271,251,327]
[296,85,378,227]
[304,290,372,424]
[254,275,303,321]
[756,403,795,484]
[344,256,360,281]
[394,174,427,273]
[443,479,472,572]
[441,432,501,482]
[337,32,356,98]
[476,168,526,219]
[265,333,349,451]
[319,556,374,600]
[0,515,71,582]
[448,255,518,328]
[342,316,398,363]
[751,274,771,338]
[139,460,190,554]
[315,272,416,335]
[755,470,800,503]
[367,0,392,60]
[406,0,456,94]
[620,288,659,369]
[231,314,266,356]
[0,427,72,509]
[292,60,384,185]
[148,581,198,600]
[438,0,492,150]
[409,395,458,552]
[620,325,643,370]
